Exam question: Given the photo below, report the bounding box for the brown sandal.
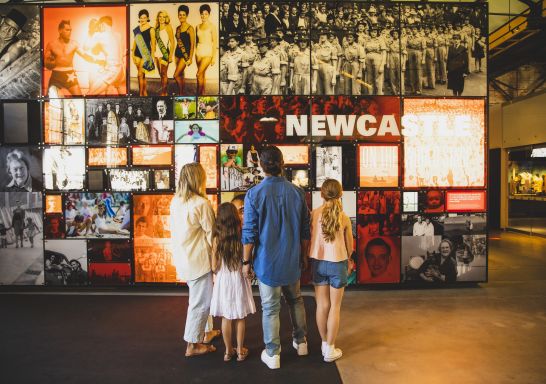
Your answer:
[224,348,236,362]
[185,344,216,357]
[237,347,249,362]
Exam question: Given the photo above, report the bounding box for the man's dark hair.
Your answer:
[231,194,245,204]
[58,20,70,30]
[365,237,391,258]
[259,146,283,176]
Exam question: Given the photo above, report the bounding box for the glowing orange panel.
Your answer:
[88,147,128,167]
[132,146,172,166]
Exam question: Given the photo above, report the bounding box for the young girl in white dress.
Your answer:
[210,202,256,362]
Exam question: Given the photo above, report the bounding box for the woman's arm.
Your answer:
[210,24,217,65]
[167,24,175,62]
[188,26,195,65]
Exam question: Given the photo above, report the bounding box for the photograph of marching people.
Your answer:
[109,169,150,192]
[0,5,40,99]
[220,2,312,95]
[401,3,487,96]
[175,120,219,143]
[88,262,131,285]
[403,98,486,188]
[0,147,42,192]
[43,146,85,191]
[129,3,219,96]
[88,240,132,263]
[42,6,127,97]
[64,193,130,239]
[220,95,310,143]
[310,96,401,142]
[44,213,65,239]
[310,2,400,96]
[1,102,42,145]
[44,240,87,286]
[44,99,85,145]
[133,194,176,283]
[0,192,43,285]
[358,190,401,215]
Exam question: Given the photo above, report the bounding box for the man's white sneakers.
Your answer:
[323,345,343,363]
[292,340,309,356]
[261,349,280,369]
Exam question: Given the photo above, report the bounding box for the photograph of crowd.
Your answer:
[220,96,309,143]
[0,192,43,285]
[88,240,132,263]
[44,240,87,286]
[88,147,128,168]
[64,193,130,238]
[44,99,85,145]
[129,3,219,96]
[89,262,131,285]
[43,147,85,191]
[0,147,42,192]
[42,6,127,97]
[403,98,485,188]
[109,169,150,192]
[175,120,219,143]
[0,6,41,99]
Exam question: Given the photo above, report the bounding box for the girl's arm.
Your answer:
[211,239,218,273]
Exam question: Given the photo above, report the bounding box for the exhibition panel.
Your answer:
[0,1,488,287]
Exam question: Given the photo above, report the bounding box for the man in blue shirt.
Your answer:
[242,146,311,369]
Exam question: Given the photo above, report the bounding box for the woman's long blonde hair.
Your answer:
[176,162,206,202]
[320,179,343,242]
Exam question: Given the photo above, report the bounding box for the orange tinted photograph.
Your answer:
[276,145,309,165]
[45,195,63,213]
[132,145,173,166]
[42,6,127,97]
[200,145,218,189]
[88,147,128,167]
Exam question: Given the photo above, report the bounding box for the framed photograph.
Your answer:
[174,144,197,184]
[65,192,130,239]
[220,144,246,191]
[129,3,219,96]
[88,147,128,168]
[89,263,131,285]
[42,5,127,97]
[357,191,401,215]
[357,236,400,284]
[88,240,132,263]
[175,120,219,143]
[44,99,85,145]
[444,213,487,237]
[199,145,218,190]
[401,214,445,237]
[0,147,42,192]
[132,145,173,166]
[153,170,171,190]
[1,102,42,144]
[290,169,309,188]
[403,98,485,188]
[43,146,85,191]
[174,97,197,119]
[88,170,105,191]
[419,190,445,213]
[277,144,309,166]
[402,191,418,213]
[44,240,87,286]
[315,146,342,188]
[109,169,150,192]
[0,192,43,285]
[197,96,219,119]
[446,190,486,212]
[0,5,41,99]
[44,213,65,239]
[358,144,399,187]
[86,99,135,145]
[45,195,63,214]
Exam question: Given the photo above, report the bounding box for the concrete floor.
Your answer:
[335,230,546,384]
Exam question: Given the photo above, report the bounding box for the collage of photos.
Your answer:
[0,2,489,287]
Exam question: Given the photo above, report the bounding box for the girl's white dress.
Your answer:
[210,261,256,320]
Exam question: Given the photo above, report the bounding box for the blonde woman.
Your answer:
[309,179,354,363]
[170,163,217,357]
[154,10,175,96]
[195,4,217,95]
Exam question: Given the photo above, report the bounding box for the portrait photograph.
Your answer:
[86,99,136,146]
[43,147,85,191]
[109,169,150,192]
[175,120,219,144]
[401,235,443,283]
[0,5,41,99]
[44,99,85,145]
[88,240,132,263]
[42,6,127,97]
[44,240,87,286]
[153,170,172,191]
[44,213,65,240]
[89,262,131,286]
[419,190,446,213]
[290,169,309,188]
[45,195,63,214]
[357,236,400,284]
[0,147,42,192]
[220,2,311,95]
[0,192,43,285]
[129,3,219,96]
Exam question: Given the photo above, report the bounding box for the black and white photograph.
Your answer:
[44,240,87,286]
[174,144,198,185]
[44,99,85,145]
[401,3,487,96]
[310,2,399,96]
[43,147,85,191]
[451,234,487,282]
[1,102,42,145]
[0,5,41,99]
[402,234,443,283]
[315,146,342,188]
[402,191,418,213]
[220,2,311,95]
[0,147,42,192]
[289,169,309,188]
[401,214,445,237]
[129,3,219,96]
[444,213,487,237]
[109,169,150,192]
[88,240,132,263]
[0,192,43,285]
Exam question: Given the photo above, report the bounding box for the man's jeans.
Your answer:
[258,280,307,356]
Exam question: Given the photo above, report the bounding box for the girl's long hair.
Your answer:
[320,179,343,243]
[175,162,206,202]
[212,202,242,272]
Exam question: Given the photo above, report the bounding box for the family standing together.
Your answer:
[170,146,353,368]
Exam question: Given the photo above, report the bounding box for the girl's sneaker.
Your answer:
[323,346,342,363]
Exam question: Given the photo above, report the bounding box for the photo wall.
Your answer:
[0,1,488,287]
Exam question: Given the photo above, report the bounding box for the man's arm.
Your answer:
[242,192,258,277]
[44,43,55,70]
[300,192,311,271]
